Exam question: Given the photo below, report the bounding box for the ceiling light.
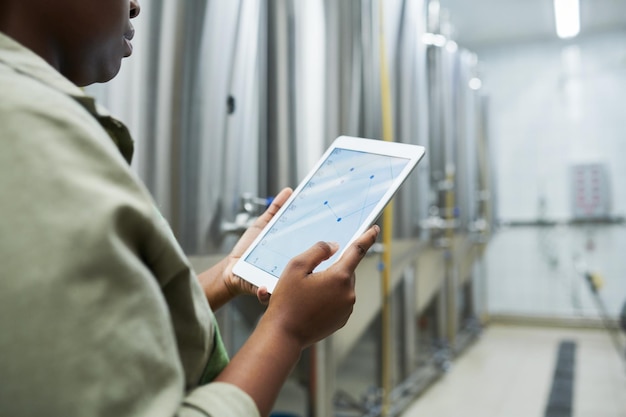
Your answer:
[554,0,580,39]
[469,78,482,90]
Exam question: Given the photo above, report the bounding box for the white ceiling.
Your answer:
[439,0,626,49]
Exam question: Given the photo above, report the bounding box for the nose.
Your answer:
[130,0,141,19]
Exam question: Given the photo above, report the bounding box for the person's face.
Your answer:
[43,0,141,86]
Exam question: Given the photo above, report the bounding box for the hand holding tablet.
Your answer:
[233,136,426,293]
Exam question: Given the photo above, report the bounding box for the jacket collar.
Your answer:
[0,31,87,99]
[0,32,134,164]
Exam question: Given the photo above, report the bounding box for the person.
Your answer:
[0,1,380,416]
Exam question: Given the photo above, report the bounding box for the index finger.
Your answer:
[335,225,380,272]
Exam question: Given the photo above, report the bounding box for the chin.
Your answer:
[100,65,123,84]
[74,57,124,87]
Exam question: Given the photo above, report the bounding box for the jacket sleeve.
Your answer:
[0,66,260,417]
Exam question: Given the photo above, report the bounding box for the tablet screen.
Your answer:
[244,147,411,278]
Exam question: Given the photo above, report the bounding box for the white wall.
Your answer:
[478,31,626,222]
[486,224,626,318]
[478,31,626,318]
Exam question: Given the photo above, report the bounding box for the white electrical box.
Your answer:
[570,163,611,220]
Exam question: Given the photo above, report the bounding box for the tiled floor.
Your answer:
[400,324,626,417]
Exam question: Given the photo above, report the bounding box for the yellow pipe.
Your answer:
[444,168,456,345]
[378,1,394,415]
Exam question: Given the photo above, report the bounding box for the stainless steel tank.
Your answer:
[87,0,491,254]
[393,0,431,239]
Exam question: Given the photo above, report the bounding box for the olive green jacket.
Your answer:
[0,32,259,417]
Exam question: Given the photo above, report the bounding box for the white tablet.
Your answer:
[233,136,425,293]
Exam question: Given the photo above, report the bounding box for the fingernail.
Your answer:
[373,225,380,233]
[328,242,340,251]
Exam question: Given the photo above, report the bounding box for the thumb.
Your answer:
[285,241,339,276]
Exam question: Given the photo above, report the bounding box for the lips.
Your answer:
[123,38,133,57]
[124,25,135,57]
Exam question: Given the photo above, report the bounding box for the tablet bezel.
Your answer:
[232,135,425,293]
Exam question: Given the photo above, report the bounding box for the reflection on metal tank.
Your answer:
[423,0,490,240]
[191,1,268,255]
[267,0,373,189]
[246,0,426,246]
[425,18,453,240]
[393,0,430,239]
[266,0,432,242]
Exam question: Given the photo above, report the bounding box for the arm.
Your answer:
[215,225,380,416]
[197,188,293,310]
[196,256,236,311]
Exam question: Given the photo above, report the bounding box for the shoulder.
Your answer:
[0,60,118,157]
[0,58,155,266]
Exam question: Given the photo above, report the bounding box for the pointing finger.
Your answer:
[284,241,339,276]
[335,225,380,272]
